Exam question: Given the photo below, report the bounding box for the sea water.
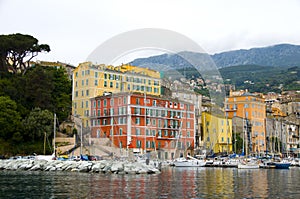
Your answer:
[0,167,299,198]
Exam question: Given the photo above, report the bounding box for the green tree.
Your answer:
[0,33,50,74]
[232,132,243,154]
[0,96,21,140]
[51,67,72,121]
[24,66,54,110]
[22,108,53,142]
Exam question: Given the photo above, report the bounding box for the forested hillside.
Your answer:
[0,66,72,156]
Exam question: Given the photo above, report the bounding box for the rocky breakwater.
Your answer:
[0,159,161,175]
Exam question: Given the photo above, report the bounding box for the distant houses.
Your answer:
[68,61,300,159]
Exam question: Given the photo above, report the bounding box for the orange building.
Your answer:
[225,90,266,155]
[90,92,195,159]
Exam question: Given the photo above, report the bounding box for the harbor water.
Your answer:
[1,167,300,198]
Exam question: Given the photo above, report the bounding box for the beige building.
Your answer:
[72,62,162,127]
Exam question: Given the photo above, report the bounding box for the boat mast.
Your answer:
[54,113,56,156]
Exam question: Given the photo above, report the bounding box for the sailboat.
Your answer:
[173,155,206,167]
[35,113,56,161]
[237,112,259,169]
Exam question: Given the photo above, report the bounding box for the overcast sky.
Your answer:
[1,0,300,66]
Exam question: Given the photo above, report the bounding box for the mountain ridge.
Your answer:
[129,43,300,69]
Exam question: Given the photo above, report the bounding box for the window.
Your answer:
[187,121,190,128]
[136,117,140,125]
[75,91,78,97]
[85,101,88,108]
[137,140,141,148]
[95,72,98,78]
[146,141,150,148]
[158,130,162,137]
[187,142,191,148]
[104,73,107,79]
[136,128,140,135]
[164,120,168,127]
[104,99,107,107]
[104,81,107,87]
[95,80,98,86]
[152,119,156,126]
[81,90,84,96]
[151,141,155,148]
[97,100,101,107]
[151,130,156,136]
[134,107,141,115]
[75,81,78,87]
[116,82,119,88]
[103,119,107,125]
[146,129,150,136]
[153,100,157,107]
[180,103,184,109]
[104,109,107,116]
[110,98,114,106]
[119,128,123,135]
[93,101,96,108]
[136,98,140,105]
[187,131,190,137]
[75,72,78,77]
[86,90,89,96]
[86,79,88,86]
[110,82,113,88]
[164,130,168,136]
[146,118,150,125]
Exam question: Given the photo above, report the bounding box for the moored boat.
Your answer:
[238,159,259,169]
[173,155,206,167]
[173,158,206,167]
[274,162,291,169]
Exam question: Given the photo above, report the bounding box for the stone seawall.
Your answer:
[0,159,161,175]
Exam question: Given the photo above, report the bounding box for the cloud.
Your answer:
[1,0,300,65]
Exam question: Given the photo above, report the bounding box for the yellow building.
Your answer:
[72,62,162,127]
[202,112,233,154]
[225,90,266,154]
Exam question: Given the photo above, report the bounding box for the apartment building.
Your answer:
[202,111,233,154]
[225,90,266,155]
[90,92,195,159]
[72,62,162,127]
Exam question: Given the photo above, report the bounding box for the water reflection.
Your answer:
[0,167,300,198]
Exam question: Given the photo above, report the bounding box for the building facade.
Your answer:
[72,62,162,127]
[225,90,266,155]
[202,112,233,154]
[90,92,196,159]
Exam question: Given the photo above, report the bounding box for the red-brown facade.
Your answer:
[90,92,195,155]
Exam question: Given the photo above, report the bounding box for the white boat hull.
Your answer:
[238,164,259,169]
[174,159,206,167]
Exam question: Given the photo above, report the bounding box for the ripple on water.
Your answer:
[0,167,300,198]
